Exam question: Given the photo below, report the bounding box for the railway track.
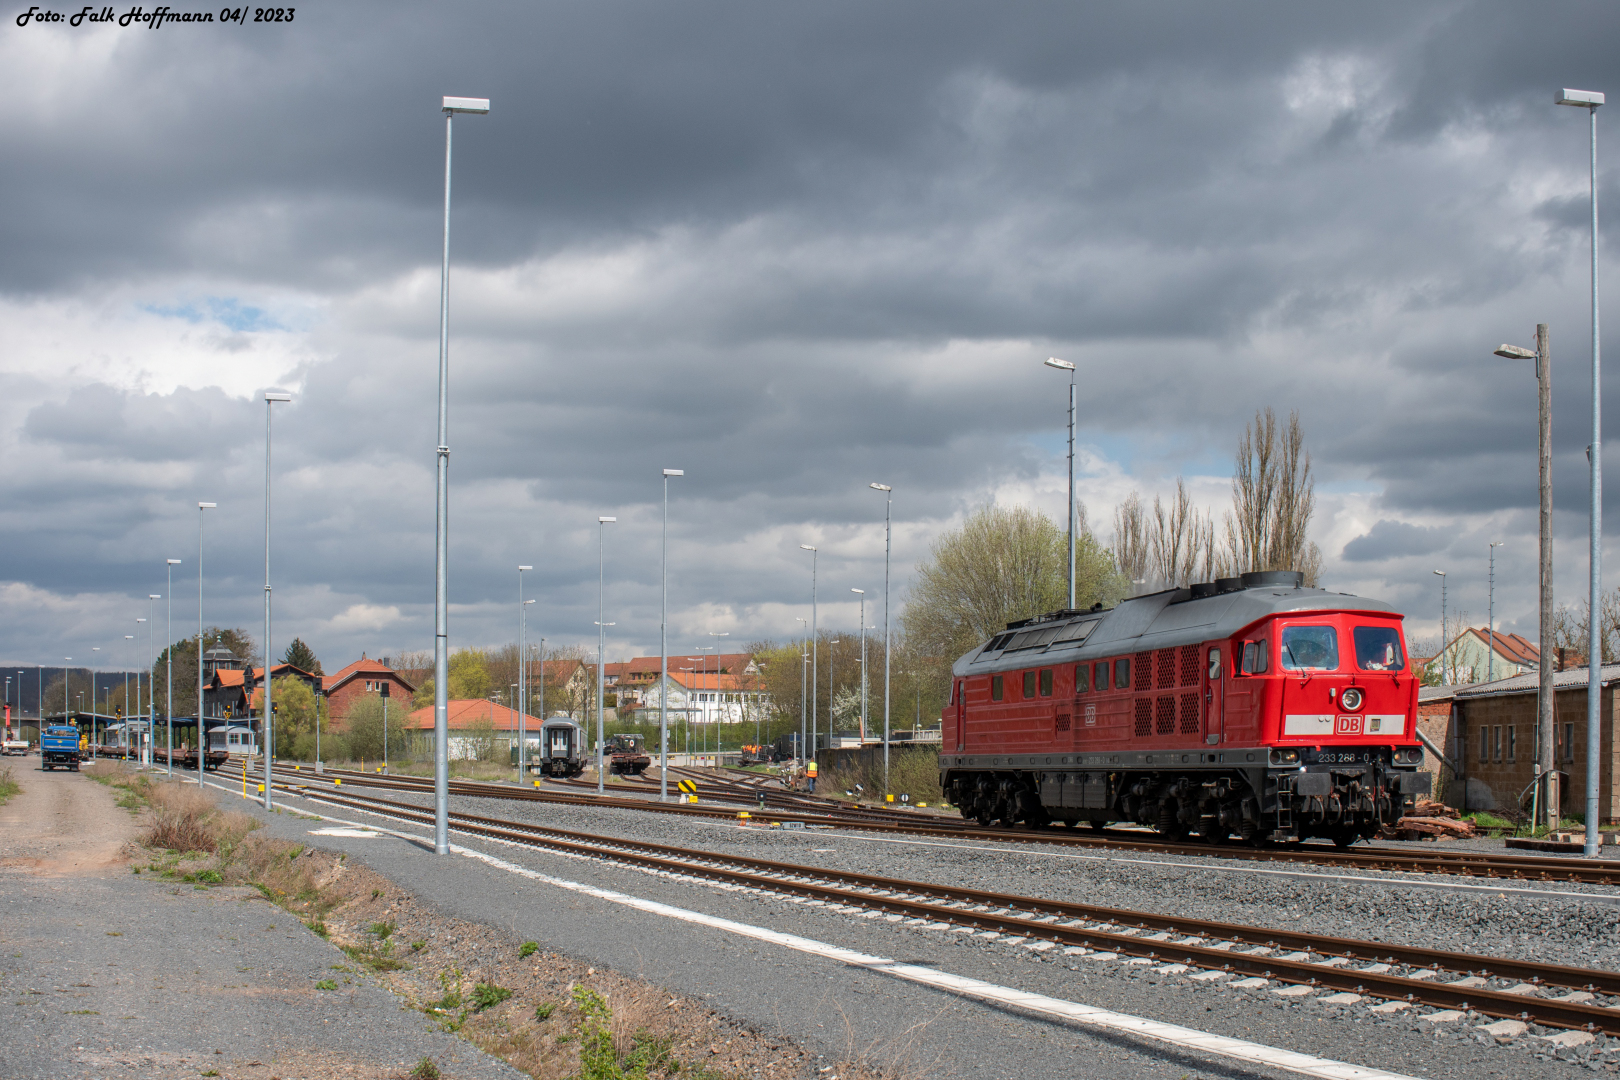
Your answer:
[269,779,1620,1036]
[269,762,1620,886]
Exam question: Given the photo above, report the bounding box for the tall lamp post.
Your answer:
[165,559,180,777]
[1487,541,1504,682]
[795,617,808,763]
[596,516,615,794]
[1557,87,1605,856]
[144,600,159,765]
[1431,571,1447,685]
[262,391,291,810]
[123,636,134,752]
[1044,358,1078,609]
[799,545,818,759]
[433,93,491,856]
[1495,328,1556,829]
[708,632,729,756]
[518,565,532,777]
[869,482,893,791]
[660,468,683,801]
[853,589,868,741]
[197,502,215,785]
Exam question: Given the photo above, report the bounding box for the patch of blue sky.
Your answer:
[139,296,286,333]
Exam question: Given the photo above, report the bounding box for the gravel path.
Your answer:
[227,776,1620,1079]
[0,766,526,1080]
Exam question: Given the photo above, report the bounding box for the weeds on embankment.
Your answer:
[824,748,945,807]
[0,765,18,806]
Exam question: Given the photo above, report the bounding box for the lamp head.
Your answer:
[1558,88,1604,107]
[167,559,182,565]
[869,482,891,492]
[198,502,216,509]
[1432,569,1445,577]
[264,391,292,403]
[663,469,684,477]
[599,516,616,523]
[1044,357,1075,371]
[1494,344,1536,360]
[851,587,864,594]
[518,565,532,571]
[800,544,816,552]
[524,599,536,606]
[443,96,491,114]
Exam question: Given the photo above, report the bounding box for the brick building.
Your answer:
[1440,666,1620,823]
[322,655,417,725]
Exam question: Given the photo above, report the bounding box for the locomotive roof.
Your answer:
[952,572,1400,677]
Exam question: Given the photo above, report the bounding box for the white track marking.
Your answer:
[226,781,1421,1080]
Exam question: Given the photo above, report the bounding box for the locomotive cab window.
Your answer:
[1208,647,1221,680]
[1075,663,1091,693]
[1352,626,1405,671]
[1023,671,1037,698]
[1039,669,1053,696]
[991,675,1004,701]
[1094,662,1109,691]
[1240,638,1269,675]
[1113,658,1130,689]
[1280,626,1338,670]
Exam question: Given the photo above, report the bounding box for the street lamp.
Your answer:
[123,636,134,753]
[165,559,181,777]
[518,565,532,777]
[197,502,215,785]
[869,482,893,792]
[828,639,840,743]
[143,605,157,765]
[262,391,291,810]
[799,544,818,759]
[795,616,808,763]
[62,658,70,726]
[1044,357,1078,609]
[90,646,100,756]
[1488,541,1504,682]
[1431,571,1447,685]
[853,589,868,742]
[1495,330,1555,828]
[1557,86,1605,856]
[660,468,684,801]
[433,93,492,857]
[596,516,615,794]
[708,633,729,757]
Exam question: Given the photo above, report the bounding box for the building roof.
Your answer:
[625,653,757,679]
[663,671,764,692]
[404,698,542,731]
[1452,627,1541,667]
[324,654,417,694]
[1453,663,1620,701]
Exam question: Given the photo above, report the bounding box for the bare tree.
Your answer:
[1222,407,1321,585]
[1147,478,1217,588]
[1112,492,1150,587]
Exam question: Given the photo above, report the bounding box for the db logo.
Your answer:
[1335,715,1363,735]
[1084,704,1097,726]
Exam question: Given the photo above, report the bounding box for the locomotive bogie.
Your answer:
[942,572,1429,845]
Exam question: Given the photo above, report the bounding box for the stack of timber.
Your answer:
[1382,798,1478,841]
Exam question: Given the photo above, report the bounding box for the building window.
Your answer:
[1479,726,1488,765]
[1565,722,1576,763]
[1493,726,1502,763]
[1507,726,1516,762]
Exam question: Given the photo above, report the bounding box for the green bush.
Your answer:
[519,941,538,958]
[471,982,513,1012]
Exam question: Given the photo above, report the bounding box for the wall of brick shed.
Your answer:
[1453,685,1618,823]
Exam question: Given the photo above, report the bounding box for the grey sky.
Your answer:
[2,2,1618,674]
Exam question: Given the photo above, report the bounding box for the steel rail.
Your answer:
[274,763,1620,886]
[276,781,1620,1033]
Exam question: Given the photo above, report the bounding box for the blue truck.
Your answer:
[41,725,80,771]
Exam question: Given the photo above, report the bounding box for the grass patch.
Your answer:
[535,1001,555,1021]
[0,766,20,806]
[471,982,513,1013]
[315,979,337,991]
[409,1058,440,1080]
[519,941,539,959]
[824,747,943,806]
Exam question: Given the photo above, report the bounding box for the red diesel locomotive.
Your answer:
[940,570,1430,845]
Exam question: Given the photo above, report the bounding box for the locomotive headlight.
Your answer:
[1340,687,1364,712]
[1269,748,1300,766]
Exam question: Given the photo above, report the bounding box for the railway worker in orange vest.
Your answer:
[806,759,817,793]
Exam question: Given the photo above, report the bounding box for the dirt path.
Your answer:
[0,761,138,876]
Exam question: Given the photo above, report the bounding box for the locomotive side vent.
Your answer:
[1179,645,1201,686]
[1178,692,1200,734]
[1155,649,1175,690]
[1134,652,1152,692]
[1133,698,1152,738]
[1155,696,1175,735]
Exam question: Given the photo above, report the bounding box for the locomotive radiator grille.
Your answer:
[1134,652,1153,692]
[1154,696,1175,735]
[1133,698,1152,738]
[1178,692,1200,734]
[1179,644,1201,686]
[1155,649,1176,690]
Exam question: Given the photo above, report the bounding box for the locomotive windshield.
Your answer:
[1280,626,1339,670]
[1353,626,1406,671]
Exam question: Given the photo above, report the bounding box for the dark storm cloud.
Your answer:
[5,1,1620,665]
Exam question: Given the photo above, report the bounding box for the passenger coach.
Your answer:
[941,571,1430,846]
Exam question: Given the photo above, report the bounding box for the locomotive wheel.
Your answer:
[1088,819,1107,832]
[1331,829,1357,849]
